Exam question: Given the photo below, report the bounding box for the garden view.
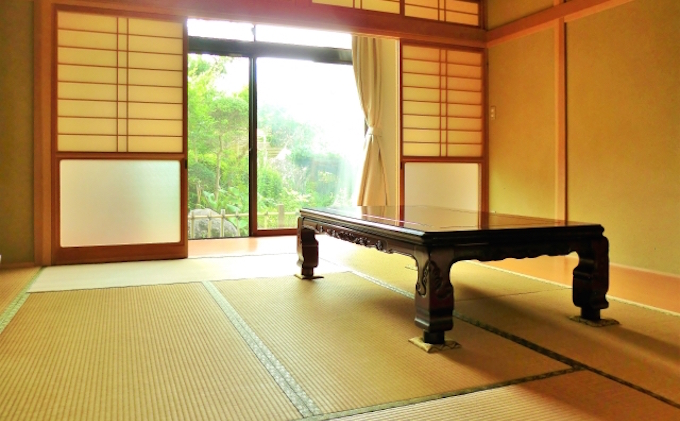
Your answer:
[188,53,365,238]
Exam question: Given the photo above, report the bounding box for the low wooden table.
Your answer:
[297,206,611,345]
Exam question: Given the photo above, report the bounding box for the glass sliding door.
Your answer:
[188,20,365,237]
[255,58,364,231]
[187,54,250,238]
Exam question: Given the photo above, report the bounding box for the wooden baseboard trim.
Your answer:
[0,262,38,270]
[485,255,679,314]
[610,262,680,280]
[562,254,680,280]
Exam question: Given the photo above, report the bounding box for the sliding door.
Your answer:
[54,9,187,264]
[187,54,251,238]
[188,21,364,238]
[400,42,487,212]
[255,56,364,233]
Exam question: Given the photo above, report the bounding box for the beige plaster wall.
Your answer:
[488,29,556,219]
[0,0,34,265]
[566,0,680,274]
[486,0,554,29]
[488,0,679,275]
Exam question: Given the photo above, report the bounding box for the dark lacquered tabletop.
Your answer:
[301,206,597,234]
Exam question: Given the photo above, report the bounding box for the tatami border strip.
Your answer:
[583,366,680,409]
[0,268,43,336]
[0,294,31,335]
[202,281,323,417]
[305,368,580,421]
[348,268,680,410]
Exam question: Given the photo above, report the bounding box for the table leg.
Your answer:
[573,237,609,321]
[413,248,455,344]
[297,218,319,279]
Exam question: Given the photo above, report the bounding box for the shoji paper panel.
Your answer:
[404,0,480,26]
[312,0,400,14]
[60,160,181,247]
[402,44,483,157]
[56,11,184,153]
[404,162,479,210]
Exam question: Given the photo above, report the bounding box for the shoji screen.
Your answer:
[312,0,479,26]
[404,1,479,26]
[55,10,186,261]
[312,0,400,14]
[401,43,483,158]
[404,162,479,210]
[60,160,181,247]
[57,11,184,153]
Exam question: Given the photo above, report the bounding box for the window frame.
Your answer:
[188,31,356,237]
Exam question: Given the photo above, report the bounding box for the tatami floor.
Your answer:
[0,236,678,420]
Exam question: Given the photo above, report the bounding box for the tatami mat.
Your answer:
[29,254,342,292]
[334,370,680,420]
[3,238,678,420]
[456,288,680,403]
[0,283,300,421]
[0,267,39,315]
[214,272,569,414]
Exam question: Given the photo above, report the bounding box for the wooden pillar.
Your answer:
[554,0,567,221]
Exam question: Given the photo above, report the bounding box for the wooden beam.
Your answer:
[486,0,635,47]
[34,0,52,266]
[54,0,486,48]
[564,0,636,22]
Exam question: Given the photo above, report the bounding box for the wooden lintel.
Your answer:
[52,0,486,48]
[486,0,636,47]
[564,0,636,22]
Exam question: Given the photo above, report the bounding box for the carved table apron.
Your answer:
[296,206,610,345]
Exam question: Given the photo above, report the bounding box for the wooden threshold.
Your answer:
[188,236,297,258]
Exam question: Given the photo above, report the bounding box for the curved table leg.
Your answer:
[297,218,318,279]
[413,247,456,344]
[572,236,616,324]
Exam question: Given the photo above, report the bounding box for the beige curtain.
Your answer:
[352,35,388,206]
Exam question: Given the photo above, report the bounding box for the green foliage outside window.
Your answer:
[188,55,351,237]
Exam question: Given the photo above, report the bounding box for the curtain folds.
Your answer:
[352,35,388,206]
